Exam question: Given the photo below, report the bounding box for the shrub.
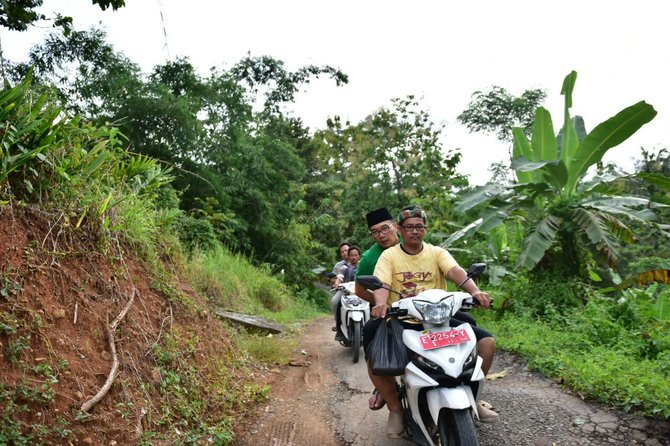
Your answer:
[175,214,219,254]
[508,271,593,317]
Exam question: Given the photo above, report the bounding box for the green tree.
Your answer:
[634,148,670,204]
[457,85,546,184]
[455,71,666,279]
[311,96,467,245]
[0,0,45,31]
[230,54,348,116]
[458,86,546,143]
[9,29,144,114]
[613,148,670,279]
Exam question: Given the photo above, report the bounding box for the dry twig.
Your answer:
[145,305,173,356]
[111,289,136,330]
[135,407,147,439]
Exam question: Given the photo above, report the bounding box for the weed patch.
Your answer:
[238,333,297,365]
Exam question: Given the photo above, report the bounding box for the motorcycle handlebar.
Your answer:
[462,298,494,309]
[386,307,407,317]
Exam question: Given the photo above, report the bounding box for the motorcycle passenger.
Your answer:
[331,241,351,289]
[363,205,499,438]
[343,245,361,282]
[354,208,402,411]
[355,208,401,303]
[333,245,362,342]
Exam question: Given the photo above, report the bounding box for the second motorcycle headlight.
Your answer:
[412,301,450,324]
[412,352,443,372]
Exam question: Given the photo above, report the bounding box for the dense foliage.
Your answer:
[478,280,670,418]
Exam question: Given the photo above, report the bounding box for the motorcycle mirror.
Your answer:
[355,275,384,290]
[457,263,488,289]
[467,263,487,278]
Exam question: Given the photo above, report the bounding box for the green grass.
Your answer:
[237,333,298,365]
[186,246,325,322]
[475,307,670,418]
[187,246,289,312]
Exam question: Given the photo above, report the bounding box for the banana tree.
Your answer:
[454,71,668,277]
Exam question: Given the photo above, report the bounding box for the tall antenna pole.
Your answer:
[0,33,6,85]
[157,0,171,62]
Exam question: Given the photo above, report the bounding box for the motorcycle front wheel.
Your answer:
[351,320,362,363]
[437,408,478,446]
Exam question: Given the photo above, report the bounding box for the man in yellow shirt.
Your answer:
[363,205,499,438]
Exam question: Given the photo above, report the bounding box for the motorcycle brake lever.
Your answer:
[469,298,494,308]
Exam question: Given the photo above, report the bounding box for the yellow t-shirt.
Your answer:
[373,243,458,304]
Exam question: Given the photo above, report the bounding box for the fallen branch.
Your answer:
[80,318,119,413]
[80,288,137,413]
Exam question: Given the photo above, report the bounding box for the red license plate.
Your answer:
[419,329,471,350]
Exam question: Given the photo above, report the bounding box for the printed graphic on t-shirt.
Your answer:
[396,270,433,297]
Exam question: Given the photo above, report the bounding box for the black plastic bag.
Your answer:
[369,317,411,375]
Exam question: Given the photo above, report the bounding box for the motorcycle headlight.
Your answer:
[412,352,443,372]
[413,300,450,324]
[344,296,362,305]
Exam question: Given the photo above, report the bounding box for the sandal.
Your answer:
[368,388,386,410]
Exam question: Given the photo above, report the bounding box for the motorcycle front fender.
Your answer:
[426,386,477,424]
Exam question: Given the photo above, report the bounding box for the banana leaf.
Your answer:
[566,101,657,193]
[454,183,505,212]
[638,172,670,191]
[531,107,558,161]
[517,215,562,270]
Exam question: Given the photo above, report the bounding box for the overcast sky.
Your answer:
[3,0,669,185]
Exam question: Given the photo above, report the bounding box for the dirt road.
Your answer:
[234,317,670,446]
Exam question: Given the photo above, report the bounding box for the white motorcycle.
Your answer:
[334,281,370,363]
[357,263,488,446]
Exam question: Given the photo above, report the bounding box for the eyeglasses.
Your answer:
[401,224,427,233]
[370,224,393,237]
